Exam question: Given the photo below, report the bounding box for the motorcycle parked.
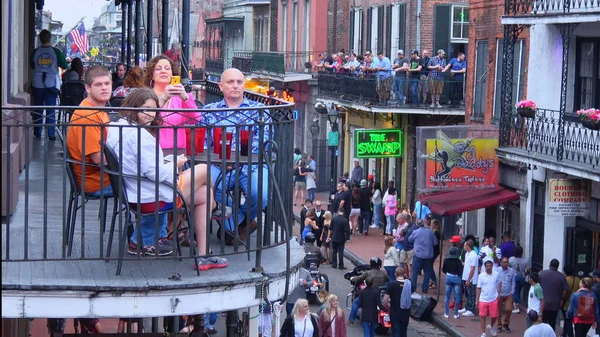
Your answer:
[304,253,329,304]
[344,264,391,334]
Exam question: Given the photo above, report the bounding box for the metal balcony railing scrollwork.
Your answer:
[504,0,600,16]
[232,52,253,74]
[499,107,600,168]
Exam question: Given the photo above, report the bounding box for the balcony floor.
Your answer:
[1,137,303,318]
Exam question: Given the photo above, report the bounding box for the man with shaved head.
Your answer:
[202,68,271,244]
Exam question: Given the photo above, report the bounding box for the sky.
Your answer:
[45,0,107,33]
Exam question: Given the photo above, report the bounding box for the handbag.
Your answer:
[321,314,336,337]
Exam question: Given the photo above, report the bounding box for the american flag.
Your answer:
[68,22,88,54]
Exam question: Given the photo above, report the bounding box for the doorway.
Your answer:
[566,226,594,278]
[531,181,545,273]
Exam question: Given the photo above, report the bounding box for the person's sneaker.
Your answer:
[503,325,511,333]
[194,256,229,271]
[369,224,378,229]
[128,242,173,256]
[481,334,487,337]
[453,314,460,319]
[496,326,503,333]
[430,103,435,108]
[206,328,218,335]
[462,310,475,317]
[443,314,449,319]
[511,305,520,314]
[159,237,174,248]
[458,308,467,314]
[487,324,497,337]
[211,204,232,219]
[436,103,442,108]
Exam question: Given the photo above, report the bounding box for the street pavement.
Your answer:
[296,191,532,337]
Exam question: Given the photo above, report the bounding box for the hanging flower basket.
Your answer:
[515,100,537,118]
[576,109,600,131]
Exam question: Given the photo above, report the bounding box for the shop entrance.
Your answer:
[567,218,600,278]
[532,181,545,273]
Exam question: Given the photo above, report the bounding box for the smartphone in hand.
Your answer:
[170,75,181,85]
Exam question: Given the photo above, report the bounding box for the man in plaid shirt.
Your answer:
[427,49,447,108]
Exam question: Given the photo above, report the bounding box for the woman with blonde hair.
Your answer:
[383,236,400,282]
[320,211,333,264]
[280,299,319,337]
[319,294,347,337]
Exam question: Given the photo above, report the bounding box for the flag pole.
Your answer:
[53,17,86,47]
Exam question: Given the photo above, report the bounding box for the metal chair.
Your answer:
[59,81,86,124]
[103,146,194,276]
[56,129,117,257]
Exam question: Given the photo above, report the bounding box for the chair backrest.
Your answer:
[109,95,125,108]
[56,129,82,194]
[103,145,131,208]
[60,81,86,107]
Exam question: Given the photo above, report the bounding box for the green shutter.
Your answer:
[385,5,392,58]
[367,8,373,51]
[377,6,384,52]
[350,9,355,53]
[398,4,406,52]
[434,5,451,55]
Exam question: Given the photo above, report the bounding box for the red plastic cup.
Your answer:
[240,130,252,156]
[185,128,206,155]
[214,129,233,159]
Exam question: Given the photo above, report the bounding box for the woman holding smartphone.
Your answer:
[145,54,199,151]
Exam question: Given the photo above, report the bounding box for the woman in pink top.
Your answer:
[146,55,199,150]
[384,187,397,236]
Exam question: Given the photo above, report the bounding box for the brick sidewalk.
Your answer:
[294,191,531,337]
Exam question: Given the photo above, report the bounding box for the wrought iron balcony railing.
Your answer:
[232,52,254,73]
[500,108,600,168]
[205,58,225,75]
[317,72,467,109]
[504,0,600,16]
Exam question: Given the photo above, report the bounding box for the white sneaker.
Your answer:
[487,324,497,337]
[462,310,475,317]
[436,103,442,108]
[369,224,378,229]
[444,314,449,319]
[454,314,460,319]
[481,334,487,337]
[430,103,435,108]
[512,307,520,314]
[458,308,467,314]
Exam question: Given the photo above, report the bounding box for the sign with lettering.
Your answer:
[548,179,591,216]
[422,130,498,189]
[355,129,403,158]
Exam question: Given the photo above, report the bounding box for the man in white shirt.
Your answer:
[460,240,478,317]
[523,310,555,337]
[479,236,501,269]
[476,260,502,337]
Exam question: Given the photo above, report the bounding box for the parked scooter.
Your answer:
[344,264,391,334]
[304,253,329,304]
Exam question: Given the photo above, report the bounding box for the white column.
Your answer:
[249,305,259,337]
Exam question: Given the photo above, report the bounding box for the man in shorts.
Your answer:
[477,260,502,337]
[399,213,417,279]
[427,49,447,108]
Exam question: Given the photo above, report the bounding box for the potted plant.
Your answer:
[515,100,537,118]
[575,108,600,131]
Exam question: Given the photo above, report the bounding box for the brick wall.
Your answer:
[465,0,530,125]
[327,0,350,52]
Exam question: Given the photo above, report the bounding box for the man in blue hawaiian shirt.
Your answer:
[371,51,393,106]
[203,68,271,242]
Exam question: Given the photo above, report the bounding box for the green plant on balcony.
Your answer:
[515,100,537,118]
[576,108,600,131]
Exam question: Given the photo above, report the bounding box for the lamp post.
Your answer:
[315,101,339,212]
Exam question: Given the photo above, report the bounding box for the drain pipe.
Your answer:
[416,0,422,51]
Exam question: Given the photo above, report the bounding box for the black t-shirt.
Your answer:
[385,280,410,321]
[294,167,306,183]
[325,55,334,72]
[337,190,352,217]
[421,57,431,76]
[359,187,372,211]
[409,57,425,78]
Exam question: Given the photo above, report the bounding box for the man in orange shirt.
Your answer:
[66,65,113,197]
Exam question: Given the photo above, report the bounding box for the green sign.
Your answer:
[328,131,339,147]
[355,129,403,158]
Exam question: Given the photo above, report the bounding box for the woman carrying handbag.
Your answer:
[319,294,347,337]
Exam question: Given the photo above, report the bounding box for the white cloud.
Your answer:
[45,0,106,32]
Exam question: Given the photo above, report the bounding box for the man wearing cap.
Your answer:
[448,235,465,311]
[392,50,409,106]
[427,49,447,108]
[442,52,467,107]
[351,159,363,184]
[370,51,393,106]
[419,49,431,104]
[590,269,600,336]
[367,174,375,190]
[408,50,425,106]
[359,179,373,235]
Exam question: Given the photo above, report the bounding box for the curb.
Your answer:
[293,211,466,337]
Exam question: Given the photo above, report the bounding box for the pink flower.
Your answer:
[516,100,537,110]
[576,108,600,122]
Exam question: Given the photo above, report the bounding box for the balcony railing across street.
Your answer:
[500,107,600,167]
[232,51,320,78]
[505,0,600,15]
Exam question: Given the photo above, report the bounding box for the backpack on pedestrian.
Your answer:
[574,291,595,324]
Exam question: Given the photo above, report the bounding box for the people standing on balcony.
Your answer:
[345,52,362,75]
[419,50,431,105]
[111,62,126,91]
[145,54,199,152]
[427,49,448,109]
[443,52,467,107]
[107,88,229,268]
[66,66,114,198]
[392,50,409,106]
[30,29,68,140]
[408,50,425,106]
[370,51,393,106]
[202,68,272,245]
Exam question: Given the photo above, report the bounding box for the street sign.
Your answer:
[328,131,339,147]
[355,129,403,158]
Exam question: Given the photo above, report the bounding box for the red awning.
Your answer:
[420,187,519,216]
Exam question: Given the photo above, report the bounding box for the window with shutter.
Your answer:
[377,6,384,53]
[350,9,355,54]
[451,5,469,43]
[434,5,451,56]
[493,39,525,120]
[385,5,392,58]
[366,8,372,52]
[473,40,488,118]
[575,38,600,110]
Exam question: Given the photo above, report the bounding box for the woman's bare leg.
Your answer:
[180,163,214,255]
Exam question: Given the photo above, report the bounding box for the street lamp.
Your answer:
[316,101,339,212]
